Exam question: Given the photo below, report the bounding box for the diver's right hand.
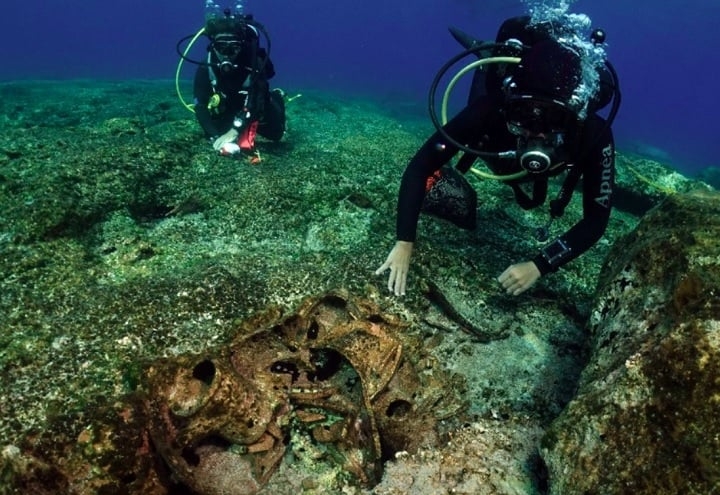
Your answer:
[212,129,239,152]
[375,241,414,296]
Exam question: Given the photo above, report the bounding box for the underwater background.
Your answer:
[1,0,718,175]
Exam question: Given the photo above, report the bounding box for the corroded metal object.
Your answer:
[143,291,462,494]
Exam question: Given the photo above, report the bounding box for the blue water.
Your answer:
[2,0,717,175]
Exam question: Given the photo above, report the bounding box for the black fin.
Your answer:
[448,26,483,50]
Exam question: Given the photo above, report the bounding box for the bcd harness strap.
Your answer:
[206,23,261,117]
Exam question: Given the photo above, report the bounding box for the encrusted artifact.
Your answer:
[144,291,464,494]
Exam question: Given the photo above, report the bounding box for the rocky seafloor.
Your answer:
[1,80,718,494]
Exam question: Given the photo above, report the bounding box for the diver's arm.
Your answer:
[395,137,453,242]
[396,99,489,241]
[380,99,489,295]
[193,67,222,139]
[258,49,275,79]
[532,121,615,275]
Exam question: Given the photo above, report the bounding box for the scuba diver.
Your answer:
[177,4,285,160]
[376,15,620,296]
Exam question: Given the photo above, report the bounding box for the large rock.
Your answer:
[541,190,720,494]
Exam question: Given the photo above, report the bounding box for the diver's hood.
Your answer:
[505,39,583,111]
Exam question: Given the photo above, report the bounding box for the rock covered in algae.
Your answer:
[541,190,720,494]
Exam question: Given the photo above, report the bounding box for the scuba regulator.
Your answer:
[429,18,622,241]
[428,23,621,181]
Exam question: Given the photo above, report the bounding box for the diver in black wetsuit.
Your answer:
[192,9,285,159]
[376,15,620,296]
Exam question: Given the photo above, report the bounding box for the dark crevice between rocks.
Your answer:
[611,185,661,216]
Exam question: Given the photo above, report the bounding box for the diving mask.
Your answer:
[504,95,576,136]
[212,35,243,59]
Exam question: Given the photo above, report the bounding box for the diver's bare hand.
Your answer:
[375,241,414,296]
[498,261,540,296]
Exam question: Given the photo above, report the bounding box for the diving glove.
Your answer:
[212,129,239,152]
[219,142,241,156]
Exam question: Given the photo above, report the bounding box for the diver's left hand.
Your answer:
[497,261,541,296]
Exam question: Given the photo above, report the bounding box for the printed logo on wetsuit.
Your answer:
[594,144,614,208]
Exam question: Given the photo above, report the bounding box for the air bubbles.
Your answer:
[521,0,608,120]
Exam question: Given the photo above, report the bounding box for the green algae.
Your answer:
[1,79,707,494]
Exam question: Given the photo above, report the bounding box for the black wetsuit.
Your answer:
[193,47,285,142]
[395,94,615,275]
[396,14,616,276]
